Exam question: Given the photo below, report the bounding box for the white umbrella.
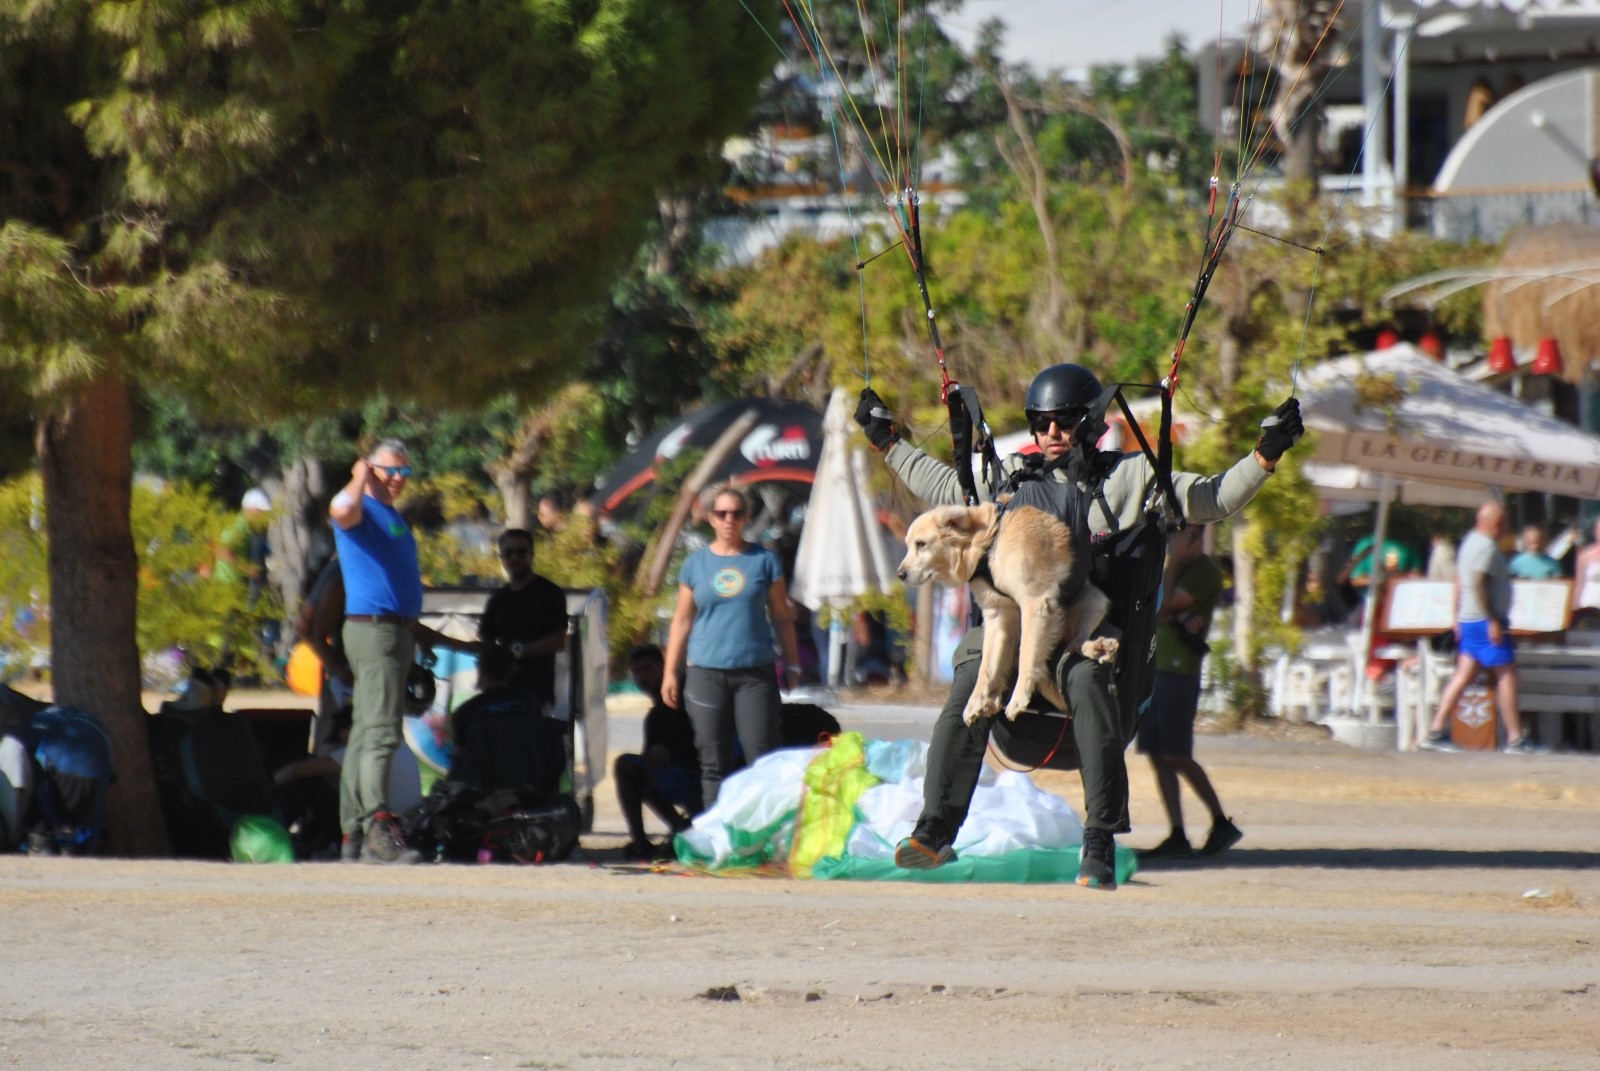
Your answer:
[790,388,897,684]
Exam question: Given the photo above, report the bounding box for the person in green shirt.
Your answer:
[1136,525,1240,861]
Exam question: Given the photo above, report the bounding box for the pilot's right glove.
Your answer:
[855,387,899,452]
[1255,396,1304,462]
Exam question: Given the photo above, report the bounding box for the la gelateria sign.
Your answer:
[1339,434,1600,497]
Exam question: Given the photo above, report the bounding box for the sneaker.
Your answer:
[339,832,364,863]
[1197,816,1243,857]
[1418,729,1461,752]
[894,816,957,870]
[361,813,422,865]
[1076,829,1117,890]
[1502,736,1551,756]
[1137,831,1193,861]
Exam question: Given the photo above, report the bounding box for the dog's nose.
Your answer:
[897,569,908,582]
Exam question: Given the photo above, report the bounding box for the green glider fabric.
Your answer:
[809,845,1139,885]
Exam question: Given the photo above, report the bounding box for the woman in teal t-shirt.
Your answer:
[663,485,801,807]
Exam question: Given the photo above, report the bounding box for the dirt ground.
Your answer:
[3,693,1598,1071]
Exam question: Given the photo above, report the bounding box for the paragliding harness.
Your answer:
[948,381,1183,772]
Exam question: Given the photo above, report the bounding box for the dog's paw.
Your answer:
[962,691,1002,725]
[1082,637,1120,664]
[1003,693,1032,721]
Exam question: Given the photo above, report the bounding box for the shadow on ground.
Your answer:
[1139,847,1599,871]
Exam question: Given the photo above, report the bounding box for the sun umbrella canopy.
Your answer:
[1297,344,1600,498]
[790,388,897,611]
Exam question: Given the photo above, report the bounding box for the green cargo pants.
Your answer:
[922,627,1130,836]
[340,619,416,835]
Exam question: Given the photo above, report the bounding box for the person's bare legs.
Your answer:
[1492,665,1523,742]
[1150,757,1184,834]
[1425,654,1480,742]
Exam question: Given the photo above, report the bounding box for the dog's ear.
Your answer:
[935,504,995,534]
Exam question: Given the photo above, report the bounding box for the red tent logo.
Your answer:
[742,424,811,468]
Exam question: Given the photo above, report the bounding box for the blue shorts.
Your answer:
[1458,618,1515,668]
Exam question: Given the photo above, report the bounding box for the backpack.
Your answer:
[24,705,115,855]
[400,780,580,863]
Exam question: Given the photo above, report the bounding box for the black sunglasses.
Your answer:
[1027,409,1086,436]
[710,509,747,520]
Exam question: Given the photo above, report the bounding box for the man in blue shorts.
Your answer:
[1421,501,1541,753]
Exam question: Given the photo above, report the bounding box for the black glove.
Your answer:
[1256,396,1304,462]
[855,387,899,451]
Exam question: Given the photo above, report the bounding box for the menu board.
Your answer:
[1507,580,1573,636]
[1379,580,1455,636]
[1379,578,1573,637]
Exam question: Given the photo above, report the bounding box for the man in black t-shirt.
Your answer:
[477,528,569,712]
[614,644,701,861]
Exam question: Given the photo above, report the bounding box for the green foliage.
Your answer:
[0,0,781,414]
[0,474,273,675]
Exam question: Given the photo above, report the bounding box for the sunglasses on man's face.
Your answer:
[373,464,412,478]
[498,546,531,559]
[710,509,747,520]
[1026,409,1086,436]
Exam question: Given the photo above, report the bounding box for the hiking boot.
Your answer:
[339,832,364,863]
[361,813,422,865]
[1137,831,1193,861]
[894,816,957,870]
[1502,736,1551,756]
[1076,828,1117,890]
[1418,729,1461,752]
[1197,816,1243,857]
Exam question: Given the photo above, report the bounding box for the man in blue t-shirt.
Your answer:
[329,438,427,864]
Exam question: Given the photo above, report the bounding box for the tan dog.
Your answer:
[899,502,1117,725]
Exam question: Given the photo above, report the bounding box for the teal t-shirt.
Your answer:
[678,544,783,671]
[1154,554,1224,678]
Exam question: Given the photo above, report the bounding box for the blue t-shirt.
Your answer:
[1508,551,1562,580]
[678,544,783,670]
[334,495,423,617]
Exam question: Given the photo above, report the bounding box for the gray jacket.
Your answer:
[883,440,1273,535]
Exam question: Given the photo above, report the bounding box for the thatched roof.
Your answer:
[1482,224,1600,377]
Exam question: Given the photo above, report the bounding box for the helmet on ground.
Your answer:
[1024,363,1102,416]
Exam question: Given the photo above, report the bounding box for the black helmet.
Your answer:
[405,662,437,715]
[1024,363,1102,415]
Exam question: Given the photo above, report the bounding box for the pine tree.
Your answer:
[0,0,774,853]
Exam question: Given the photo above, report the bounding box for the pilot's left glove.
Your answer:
[1255,397,1304,462]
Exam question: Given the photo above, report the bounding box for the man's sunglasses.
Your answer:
[710,509,747,520]
[1026,409,1086,436]
[498,546,531,558]
[372,464,412,478]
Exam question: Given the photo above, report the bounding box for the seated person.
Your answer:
[448,646,566,800]
[613,644,701,861]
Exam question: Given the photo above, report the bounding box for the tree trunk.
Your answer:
[261,453,330,648]
[494,468,532,532]
[1230,520,1266,720]
[37,371,169,856]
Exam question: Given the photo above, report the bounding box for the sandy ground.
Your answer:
[3,692,1599,1071]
